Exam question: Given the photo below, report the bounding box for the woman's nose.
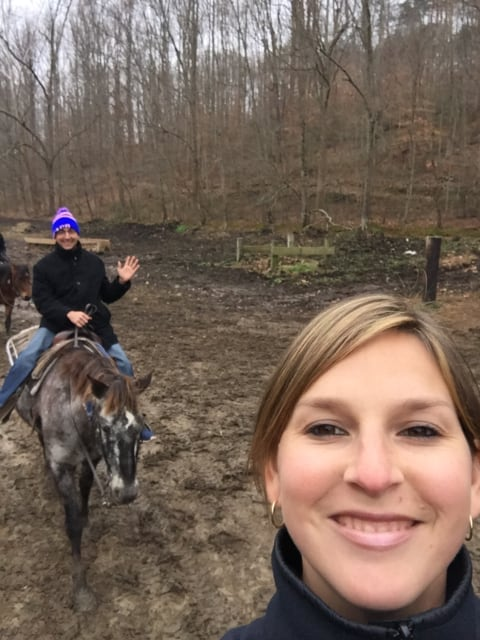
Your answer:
[343,439,404,494]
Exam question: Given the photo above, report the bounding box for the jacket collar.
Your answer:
[269,527,478,638]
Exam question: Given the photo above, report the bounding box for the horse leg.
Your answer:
[4,303,12,334]
[79,460,96,525]
[52,462,97,612]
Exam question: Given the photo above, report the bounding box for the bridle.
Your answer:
[71,404,108,502]
[72,403,141,506]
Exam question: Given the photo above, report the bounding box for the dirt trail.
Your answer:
[1,221,480,640]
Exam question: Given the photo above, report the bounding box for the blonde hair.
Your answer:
[250,293,480,494]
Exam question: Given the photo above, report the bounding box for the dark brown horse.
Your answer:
[15,337,152,611]
[0,263,32,334]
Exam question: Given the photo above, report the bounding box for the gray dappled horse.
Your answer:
[15,338,151,611]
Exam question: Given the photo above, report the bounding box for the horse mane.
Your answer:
[58,346,139,414]
[0,233,8,263]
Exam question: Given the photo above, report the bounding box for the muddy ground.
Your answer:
[1,220,480,640]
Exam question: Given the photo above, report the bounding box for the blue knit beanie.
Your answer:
[51,207,80,237]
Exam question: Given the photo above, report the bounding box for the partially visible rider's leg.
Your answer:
[0,327,54,408]
[107,342,134,377]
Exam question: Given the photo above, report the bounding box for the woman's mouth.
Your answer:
[333,513,418,549]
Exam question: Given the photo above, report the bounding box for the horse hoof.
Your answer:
[73,586,97,612]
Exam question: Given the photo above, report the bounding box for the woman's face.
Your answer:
[265,330,480,623]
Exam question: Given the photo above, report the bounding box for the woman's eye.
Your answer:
[401,424,440,438]
[306,422,346,437]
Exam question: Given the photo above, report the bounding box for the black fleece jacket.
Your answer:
[33,242,130,349]
[221,527,480,639]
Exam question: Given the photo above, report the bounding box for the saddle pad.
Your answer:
[31,338,104,380]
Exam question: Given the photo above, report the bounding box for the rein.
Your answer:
[73,303,98,348]
[71,401,108,503]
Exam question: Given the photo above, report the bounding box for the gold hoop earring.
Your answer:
[270,501,283,528]
[466,515,474,542]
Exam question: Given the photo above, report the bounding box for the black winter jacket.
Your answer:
[221,527,480,639]
[33,242,130,349]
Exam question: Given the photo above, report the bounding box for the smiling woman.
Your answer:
[221,293,480,640]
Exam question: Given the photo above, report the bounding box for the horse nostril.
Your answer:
[118,489,137,504]
[111,482,137,504]
[122,491,137,505]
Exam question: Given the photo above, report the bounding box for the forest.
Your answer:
[1,0,480,230]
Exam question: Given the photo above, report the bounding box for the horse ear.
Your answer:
[134,372,152,394]
[88,375,109,399]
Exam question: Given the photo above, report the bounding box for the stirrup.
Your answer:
[0,392,20,423]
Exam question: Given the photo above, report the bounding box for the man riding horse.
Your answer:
[0,207,155,441]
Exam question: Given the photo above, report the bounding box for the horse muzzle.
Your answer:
[109,476,138,504]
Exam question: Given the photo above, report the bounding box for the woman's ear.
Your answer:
[470,445,480,519]
[264,457,280,505]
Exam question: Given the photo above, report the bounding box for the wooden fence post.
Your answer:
[270,241,278,271]
[423,236,442,302]
[236,238,243,262]
[286,232,294,247]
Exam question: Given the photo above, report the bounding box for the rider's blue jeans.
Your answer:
[0,327,134,407]
[107,342,134,376]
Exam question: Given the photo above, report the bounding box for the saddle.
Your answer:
[52,328,101,347]
[30,330,107,395]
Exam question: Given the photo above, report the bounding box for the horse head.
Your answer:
[88,371,152,505]
[0,263,32,333]
[11,264,32,301]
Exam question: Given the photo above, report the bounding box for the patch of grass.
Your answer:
[278,259,319,275]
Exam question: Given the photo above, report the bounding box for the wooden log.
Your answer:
[423,236,442,302]
[238,243,273,256]
[268,244,334,257]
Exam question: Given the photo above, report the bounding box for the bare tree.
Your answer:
[0,0,80,213]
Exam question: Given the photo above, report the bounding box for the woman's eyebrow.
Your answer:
[295,397,455,411]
